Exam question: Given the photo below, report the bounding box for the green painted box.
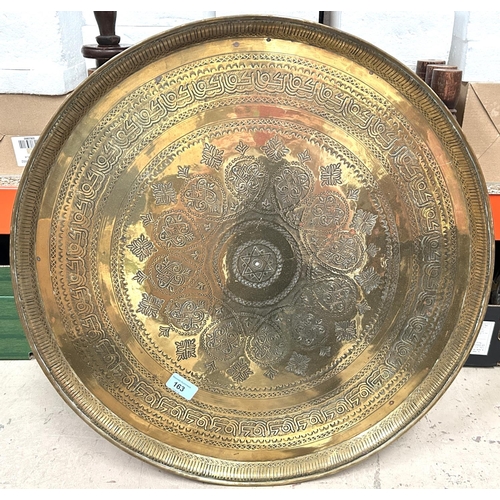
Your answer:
[0,266,31,359]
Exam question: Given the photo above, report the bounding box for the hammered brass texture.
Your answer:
[11,16,493,485]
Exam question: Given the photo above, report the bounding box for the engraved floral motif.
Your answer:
[132,269,148,285]
[261,135,290,162]
[235,140,249,155]
[158,325,171,337]
[140,213,154,226]
[177,165,190,179]
[298,149,311,164]
[137,292,164,318]
[205,360,217,374]
[355,267,382,294]
[320,163,342,186]
[335,320,357,342]
[319,232,364,272]
[366,243,380,257]
[227,357,253,383]
[182,177,225,217]
[155,211,196,249]
[175,338,197,361]
[286,352,310,376]
[298,277,357,320]
[261,198,272,210]
[351,209,378,235]
[225,156,267,200]
[264,366,279,380]
[153,255,192,292]
[152,182,176,205]
[320,346,331,357]
[323,278,358,318]
[292,312,327,351]
[201,143,224,170]
[347,188,360,201]
[246,323,288,366]
[127,234,157,262]
[274,164,312,211]
[168,299,207,334]
[306,192,349,229]
[202,319,242,361]
[356,300,372,314]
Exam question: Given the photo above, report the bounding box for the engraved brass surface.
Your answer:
[11,17,493,485]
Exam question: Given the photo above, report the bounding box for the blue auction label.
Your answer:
[166,373,198,401]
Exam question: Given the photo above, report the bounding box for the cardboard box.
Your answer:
[0,265,31,360]
[0,93,69,183]
[1,93,69,233]
[461,83,500,186]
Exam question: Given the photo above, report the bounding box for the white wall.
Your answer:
[1,10,499,95]
[449,11,500,82]
[0,11,87,94]
[339,11,455,71]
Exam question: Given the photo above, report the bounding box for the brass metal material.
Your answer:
[11,16,493,485]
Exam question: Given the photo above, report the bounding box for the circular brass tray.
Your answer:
[11,16,493,485]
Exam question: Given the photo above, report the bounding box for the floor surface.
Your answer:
[1,359,499,489]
